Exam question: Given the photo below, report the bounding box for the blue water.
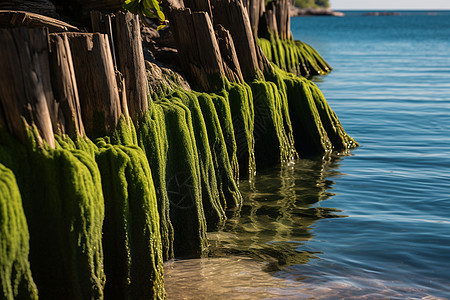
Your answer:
[165,11,450,299]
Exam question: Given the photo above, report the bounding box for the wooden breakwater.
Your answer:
[0,0,357,299]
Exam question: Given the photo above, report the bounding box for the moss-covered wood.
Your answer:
[0,163,38,300]
[137,108,175,261]
[158,99,209,257]
[173,90,226,230]
[0,127,106,300]
[96,130,165,299]
[277,68,358,156]
[258,36,332,77]
[0,1,359,298]
[225,81,257,178]
[196,93,243,212]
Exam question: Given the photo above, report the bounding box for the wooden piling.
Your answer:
[0,27,55,148]
[114,12,149,120]
[66,32,122,138]
[91,11,149,122]
[49,33,86,138]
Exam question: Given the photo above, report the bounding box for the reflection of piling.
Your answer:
[210,158,345,270]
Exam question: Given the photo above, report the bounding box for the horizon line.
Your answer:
[331,8,450,11]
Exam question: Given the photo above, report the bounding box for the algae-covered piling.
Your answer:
[258,35,332,77]
[0,163,38,300]
[96,139,164,299]
[159,99,209,258]
[0,1,358,298]
[0,128,105,300]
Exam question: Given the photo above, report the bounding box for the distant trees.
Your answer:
[293,0,330,8]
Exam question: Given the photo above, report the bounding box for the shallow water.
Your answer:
[165,11,450,299]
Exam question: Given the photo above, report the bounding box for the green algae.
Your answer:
[307,81,359,153]
[96,142,165,299]
[15,127,106,300]
[136,107,175,261]
[95,118,165,299]
[195,93,243,212]
[157,99,208,258]
[272,67,358,156]
[258,36,332,77]
[110,116,139,146]
[0,163,38,300]
[210,93,240,183]
[281,72,332,156]
[250,79,297,168]
[171,90,226,230]
[1,121,167,299]
[225,81,256,179]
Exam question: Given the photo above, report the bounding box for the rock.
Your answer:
[289,6,344,17]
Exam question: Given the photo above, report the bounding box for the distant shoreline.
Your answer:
[290,8,450,17]
[290,6,345,17]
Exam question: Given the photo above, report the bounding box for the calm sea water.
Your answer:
[165,11,450,299]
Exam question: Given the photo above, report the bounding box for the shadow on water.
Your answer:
[165,157,349,298]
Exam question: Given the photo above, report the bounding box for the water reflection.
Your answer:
[165,157,348,298]
[208,157,346,271]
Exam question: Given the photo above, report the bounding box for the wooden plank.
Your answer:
[191,12,224,76]
[183,0,213,21]
[275,0,291,39]
[0,0,58,18]
[0,10,79,32]
[169,8,200,77]
[242,0,265,35]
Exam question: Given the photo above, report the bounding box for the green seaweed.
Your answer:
[172,90,226,230]
[136,108,175,261]
[250,79,296,168]
[225,81,256,179]
[210,92,240,182]
[17,127,106,300]
[196,92,243,212]
[282,72,332,156]
[307,81,359,153]
[95,118,165,299]
[157,99,208,257]
[110,116,139,146]
[273,67,358,156]
[258,36,332,77]
[0,163,38,300]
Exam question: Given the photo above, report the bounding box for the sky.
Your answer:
[330,0,450,10]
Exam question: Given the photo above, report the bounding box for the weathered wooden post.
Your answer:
[242,0,265,36]
[211,0,261,79]
[114,11,149,120]
[0,27,55,148]
[65,32,123,139]
[91,11,150,122]
[216,25,245,83]
[48,33,86,138]
[168,8,226,90]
